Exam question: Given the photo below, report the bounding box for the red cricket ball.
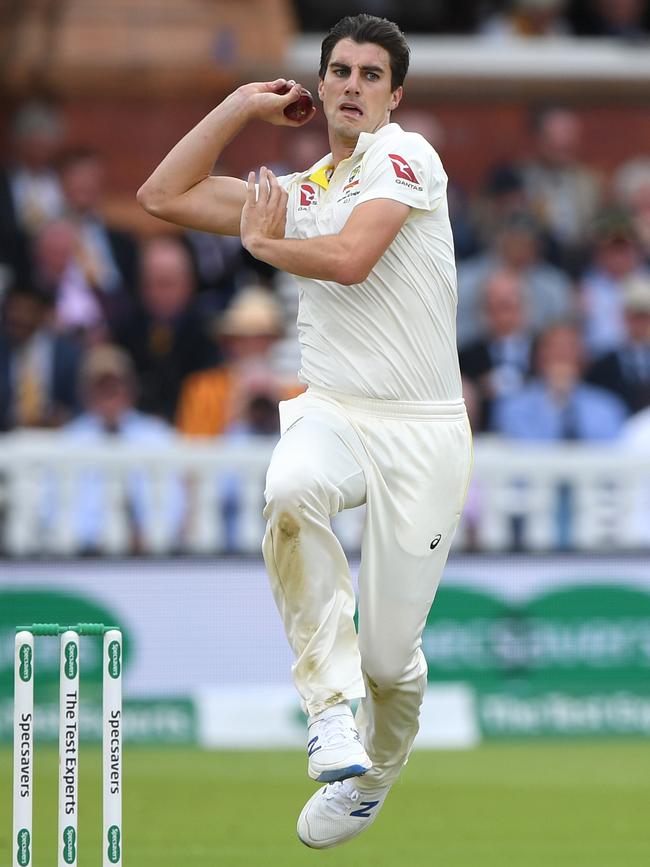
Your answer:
[281,85,314,122]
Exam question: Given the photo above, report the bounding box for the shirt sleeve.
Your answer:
[274,171,301,238]
[354,132,447,213]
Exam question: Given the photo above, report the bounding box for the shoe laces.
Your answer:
[322,780,360,813]
[319,713,359,748]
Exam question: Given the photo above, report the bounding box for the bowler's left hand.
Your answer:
[240,166,288,252]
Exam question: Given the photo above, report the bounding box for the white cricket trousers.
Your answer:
[262,386,473,789]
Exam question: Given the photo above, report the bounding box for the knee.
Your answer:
[361,648,427,692]
[264,461,333,521]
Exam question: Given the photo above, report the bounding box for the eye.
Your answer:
[333,68,347,77]
[366,72,379,81]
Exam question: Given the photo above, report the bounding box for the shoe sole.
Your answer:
[311,763,371,783]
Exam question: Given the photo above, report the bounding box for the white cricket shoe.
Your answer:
[307,703,372,782]
[297,779,391,849]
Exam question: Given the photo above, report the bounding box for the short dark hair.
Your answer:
[319,14,410,91]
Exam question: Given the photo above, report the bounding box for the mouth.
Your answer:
[338,102,364,119]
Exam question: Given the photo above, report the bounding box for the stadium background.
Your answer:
[1,2,650,864]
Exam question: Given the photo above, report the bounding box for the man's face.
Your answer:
[318,38,402,147]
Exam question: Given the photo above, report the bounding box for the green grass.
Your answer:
[2,743,650,866]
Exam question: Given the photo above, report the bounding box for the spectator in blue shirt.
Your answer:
[493,321,628,440]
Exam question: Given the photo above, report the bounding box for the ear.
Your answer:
[317,78,325,102]
[389,86,403,112]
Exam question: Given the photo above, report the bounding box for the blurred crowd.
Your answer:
[294,0,650,40]
[1,97,650,549]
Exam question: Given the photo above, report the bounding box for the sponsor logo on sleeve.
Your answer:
[388,153,423,191]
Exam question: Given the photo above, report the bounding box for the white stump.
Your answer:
[13,631,34,867]
[58,630,80,866]
[103,629,123,866]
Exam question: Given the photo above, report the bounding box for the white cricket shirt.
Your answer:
[279,122,462,402]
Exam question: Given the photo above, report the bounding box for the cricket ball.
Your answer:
[281,85,314,122]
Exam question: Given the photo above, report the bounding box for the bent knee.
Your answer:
[264,463,332,519]
[361,648,427,691]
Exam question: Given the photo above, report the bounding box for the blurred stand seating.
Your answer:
[457,211,573,347]
[40,344,186,555]
[112,236,219,422]
[0,284,82,430]
[459,269,535,432]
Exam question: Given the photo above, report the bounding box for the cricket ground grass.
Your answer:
[2,742,649,866]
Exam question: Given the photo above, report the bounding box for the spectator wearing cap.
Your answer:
[493,321,627,440]
[54,344,185,553]
[0,284,82,431]
[579,210,650,358]
[113,236,218,422]
[459,269,535,431]
[176,286,303,437]
[586,275,650,413]
[457,209,573,347]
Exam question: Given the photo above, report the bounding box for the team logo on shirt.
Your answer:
[338,164,362,203]
[299,184,317,208]
[388,153,423,191]
[342,164,361,192]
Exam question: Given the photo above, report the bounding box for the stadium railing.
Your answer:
[0,431,647,556]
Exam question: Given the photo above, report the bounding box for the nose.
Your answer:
[344,71,361,95]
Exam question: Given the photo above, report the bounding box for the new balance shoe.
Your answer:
[307,703,372,782]
[297,778,391,849]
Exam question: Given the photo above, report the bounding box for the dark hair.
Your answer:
[319,14,410,91]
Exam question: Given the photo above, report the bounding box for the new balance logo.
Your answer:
[388,154,418,184]
[307,736,321,757]
[350,800,380,818]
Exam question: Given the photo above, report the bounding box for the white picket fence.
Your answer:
[0,432,648,555]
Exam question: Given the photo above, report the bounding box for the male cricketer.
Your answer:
[138,13,473,850]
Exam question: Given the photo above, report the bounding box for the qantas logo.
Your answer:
[299,184,316,207]
[388,153,419,184]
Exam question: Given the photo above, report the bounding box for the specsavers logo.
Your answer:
[388,153,422,191]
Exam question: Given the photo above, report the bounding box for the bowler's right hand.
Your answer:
[239,79,316,127]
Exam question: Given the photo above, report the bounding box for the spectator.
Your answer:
[0,284,82,431]
[177,286,302,437]
[569,0,650,39]
[0,102,65,287]
[521,107,601,272]
[32,218,128,343]
[457,210,573,346]
[472,165,529,252]
[579,210,649,357]
[460,269,534,430]
[493,321,627,440]
[113,236,219,422]
[54,344,185,554]
[480,0,572,38]
[586,275,650,413]
[59,148,139,296]
[613,157,650,264]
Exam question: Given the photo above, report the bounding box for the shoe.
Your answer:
[307,703,372,782]
[297,779,390,849]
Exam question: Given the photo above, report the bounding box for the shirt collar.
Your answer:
[351,122,402,159]
[306,123,403,190]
